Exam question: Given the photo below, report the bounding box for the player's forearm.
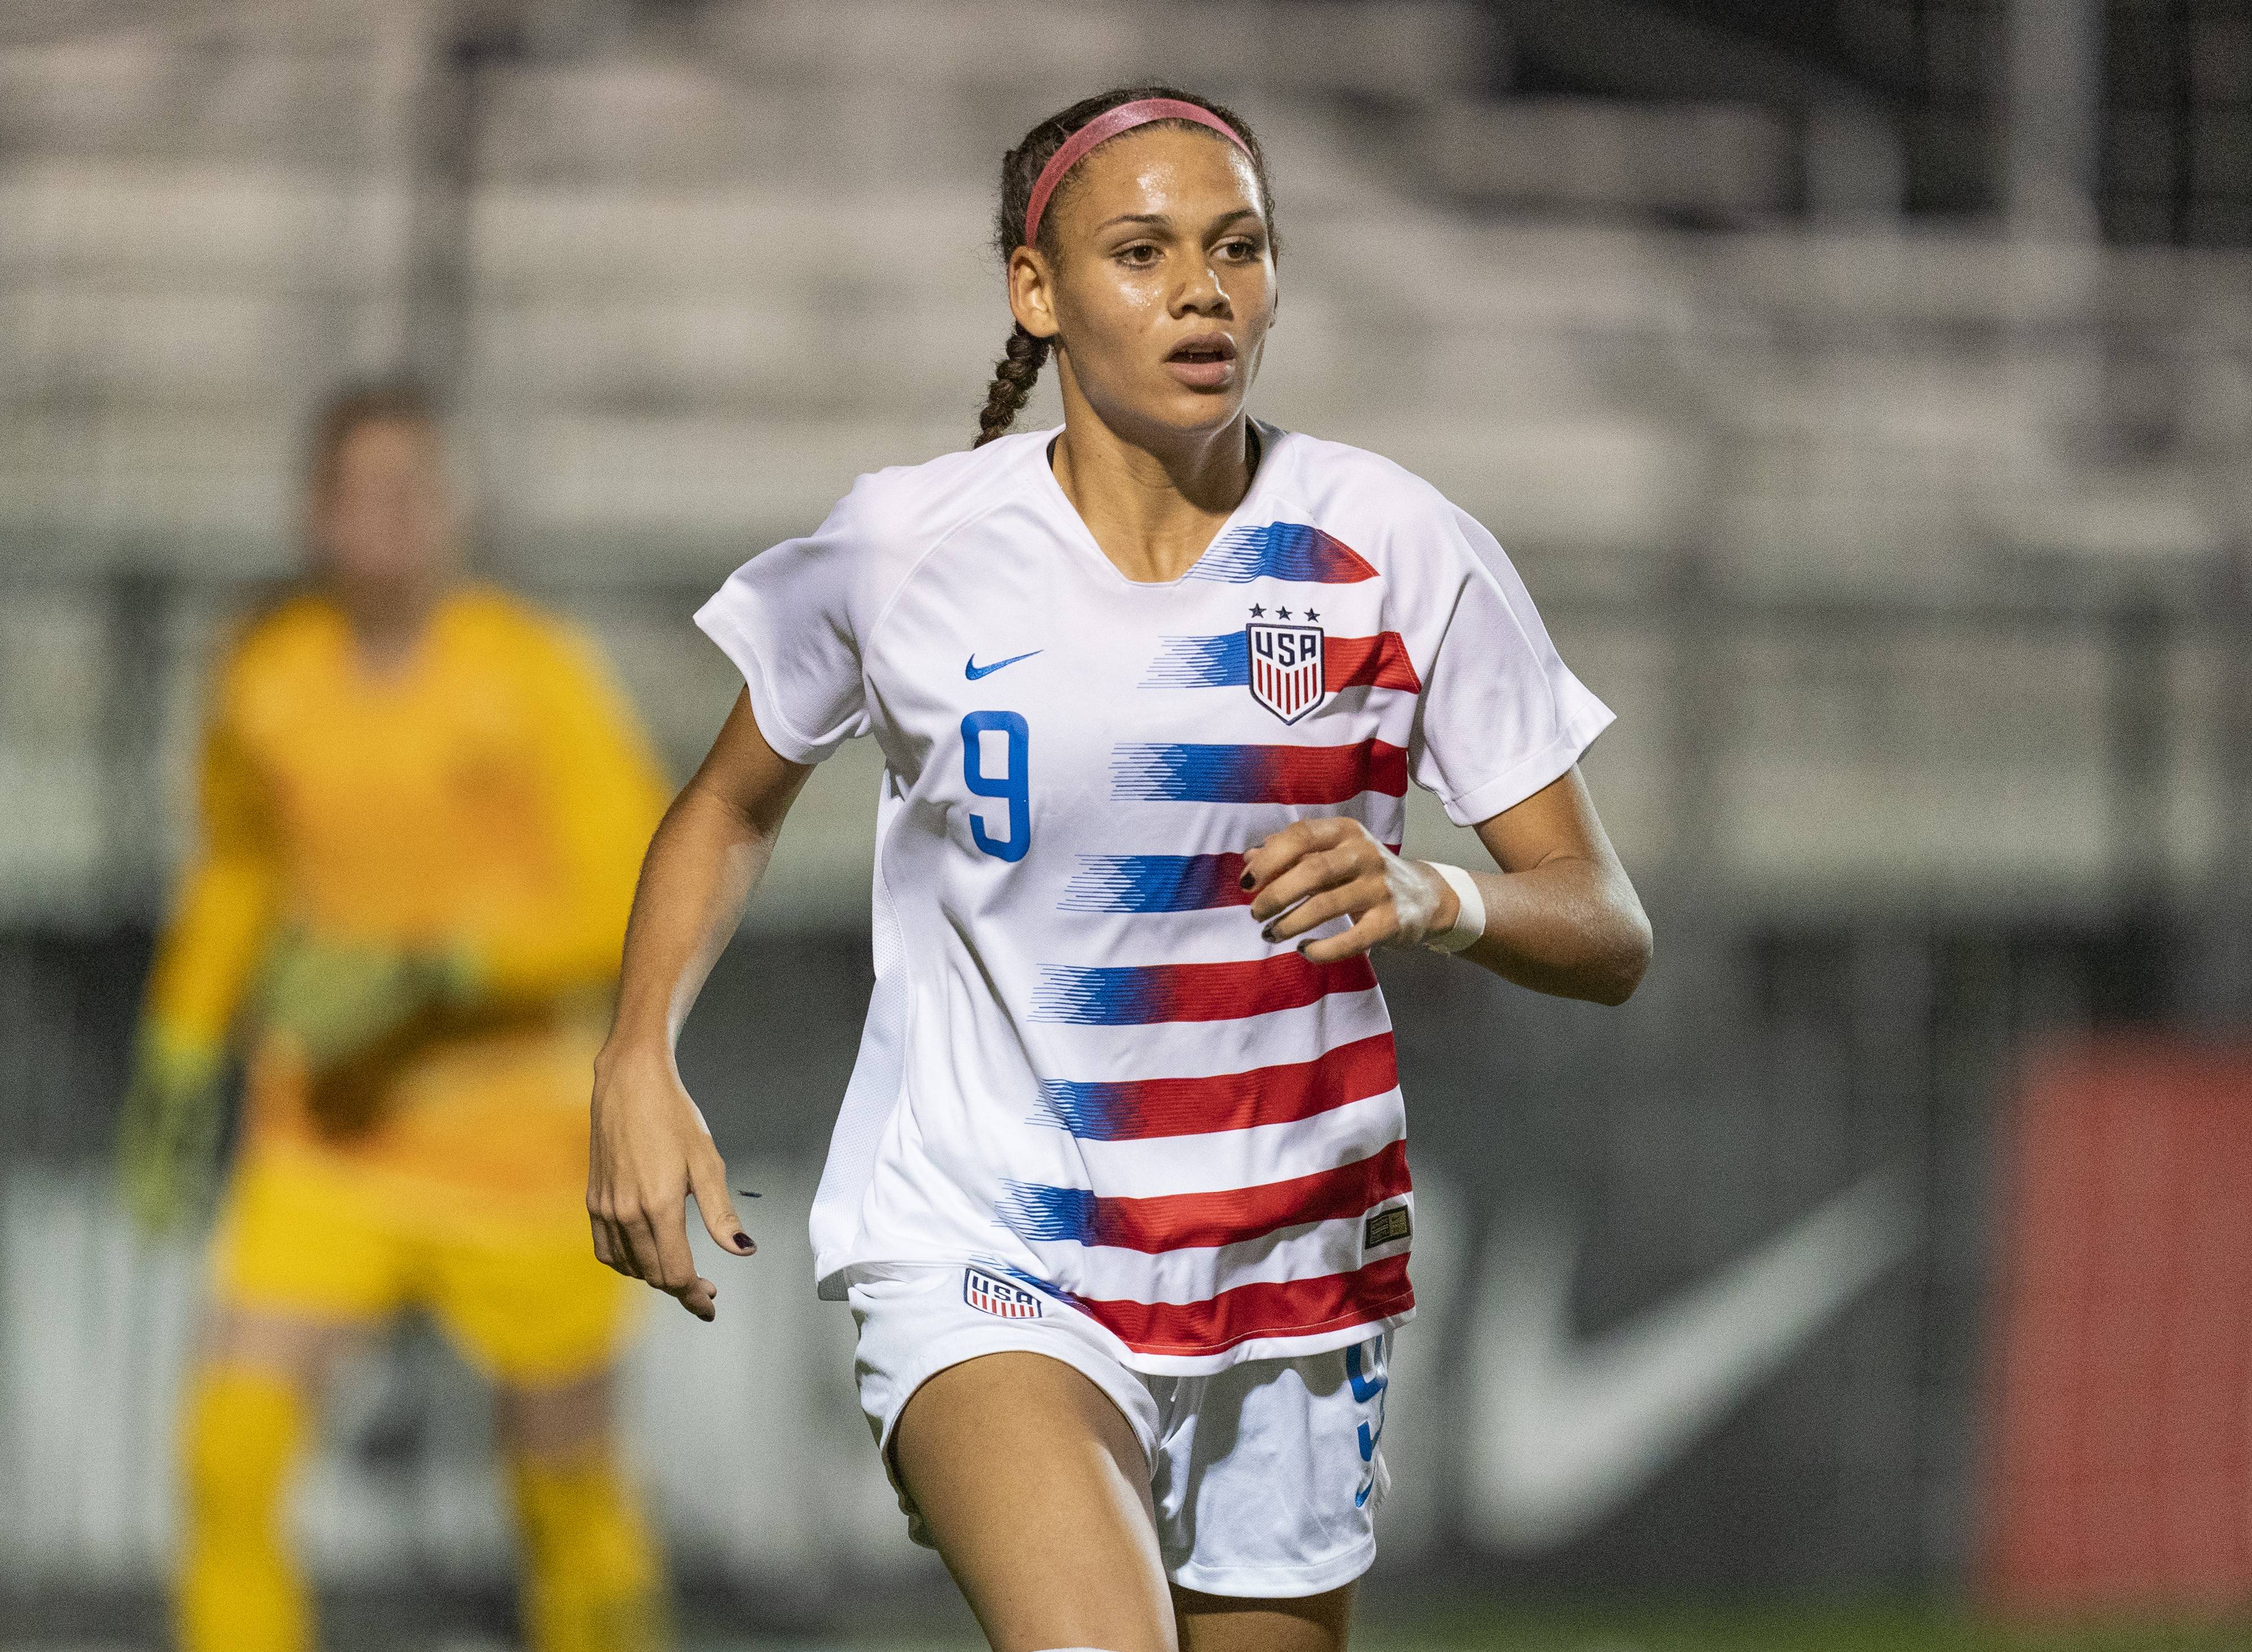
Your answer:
[1450,854,1651,1005]
[600,778,775,1061]
[141,852,280,1055]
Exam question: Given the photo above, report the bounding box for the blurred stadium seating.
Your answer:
[1,0,2249,1644]
[3,1,2247,921]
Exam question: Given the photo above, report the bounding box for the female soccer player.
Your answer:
[120,384,673,1652]
[589,88,1651,1651]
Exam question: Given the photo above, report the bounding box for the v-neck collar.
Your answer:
[1033,419,1280,590]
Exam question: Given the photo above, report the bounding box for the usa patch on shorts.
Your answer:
[964,1268,1043,1319]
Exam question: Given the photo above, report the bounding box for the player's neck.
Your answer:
[1050,375,1254,584]
[337,577,444,679]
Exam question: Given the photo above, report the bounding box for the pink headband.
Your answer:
[1020,98,1252,250]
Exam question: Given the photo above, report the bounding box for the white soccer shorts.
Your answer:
[848,1264,1392,1599]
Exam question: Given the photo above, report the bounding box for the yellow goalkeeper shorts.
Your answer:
[209,1144,634,1385]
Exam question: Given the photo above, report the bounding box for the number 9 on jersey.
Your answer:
[960,710,1030,862]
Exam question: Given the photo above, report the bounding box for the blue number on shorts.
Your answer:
[1348,1338,1388,1507]
[961,710,1031,862]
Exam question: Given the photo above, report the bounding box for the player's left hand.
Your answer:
[116,1027,227,1235]
[1242,817,1459,962]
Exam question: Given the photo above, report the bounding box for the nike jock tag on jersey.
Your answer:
[1364,1205,1411,1248]
[964,1268,1043,1319]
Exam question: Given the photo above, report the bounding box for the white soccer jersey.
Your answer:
[696,422,1612,1375]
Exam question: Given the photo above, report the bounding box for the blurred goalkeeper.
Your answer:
[118,382,672,1652]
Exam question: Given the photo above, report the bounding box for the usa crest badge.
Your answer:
[1247,615,1325,724]
[964,1268,1043,1319]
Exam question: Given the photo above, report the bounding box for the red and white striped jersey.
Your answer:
[696,423,1612,1375]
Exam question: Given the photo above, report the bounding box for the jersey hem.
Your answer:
[1110,1301,1415,1377]
[824,1257,1415,1376]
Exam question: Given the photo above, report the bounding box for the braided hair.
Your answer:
[974,86,1277,447]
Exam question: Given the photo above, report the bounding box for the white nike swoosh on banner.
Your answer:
[1463,1166,1919,1551]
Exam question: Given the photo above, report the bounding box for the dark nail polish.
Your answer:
[1239,871,1254,889]
[732,1232,753,1250]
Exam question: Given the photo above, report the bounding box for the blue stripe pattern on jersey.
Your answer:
[1109,742,1277,803]
[1141,632,1248,688]
[1029,955,1376,1026]
[1030,965,1172,1024]
[1031,1078,1142,1139]
[1183,522,1378,585]
[995,1181,1099,1244]
[1058,853,1248,912]
[1110,740,1407,805]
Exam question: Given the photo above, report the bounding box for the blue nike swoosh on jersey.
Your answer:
[965,650,1042,679]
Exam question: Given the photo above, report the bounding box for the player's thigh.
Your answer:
[495,1364,616,1462]
[894,1351,1176,1652]
[1172,1582,1355,1652]
[199,1304,370,1395]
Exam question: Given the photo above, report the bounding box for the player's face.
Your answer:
[312,417,456,606]
[1024,127,1276,442]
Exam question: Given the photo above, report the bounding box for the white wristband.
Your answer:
[1423,862,1486,953]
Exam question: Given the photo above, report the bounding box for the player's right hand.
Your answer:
[115,1027,227,1235]
[586,1041,754,1321]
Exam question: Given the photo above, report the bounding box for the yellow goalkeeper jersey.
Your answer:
[144,586,668,1214]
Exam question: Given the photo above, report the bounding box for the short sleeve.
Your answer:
[694,481,878,764]
[1409,507,1614,826]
